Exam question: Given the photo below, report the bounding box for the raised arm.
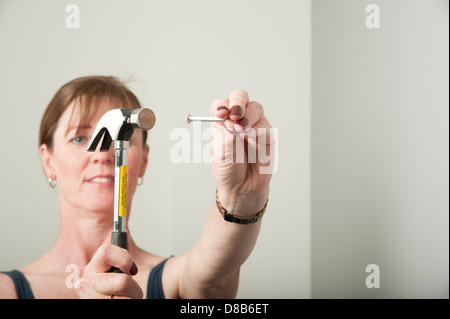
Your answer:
[171,90,275,298]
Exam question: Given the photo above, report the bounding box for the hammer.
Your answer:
[87,108,156,272]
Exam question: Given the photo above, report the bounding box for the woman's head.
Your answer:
[39,76,149,218]
[39,75,147,150]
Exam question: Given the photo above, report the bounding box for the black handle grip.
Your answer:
[109,232,128,273]
[111,231,128,249]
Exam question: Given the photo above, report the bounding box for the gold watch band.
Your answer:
[215,188,268,224]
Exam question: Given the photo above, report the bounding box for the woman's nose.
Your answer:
[91,147,114,164]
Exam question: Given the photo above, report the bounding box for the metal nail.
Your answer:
[186,113,227,124]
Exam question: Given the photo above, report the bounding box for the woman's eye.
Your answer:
[70,136,86,145]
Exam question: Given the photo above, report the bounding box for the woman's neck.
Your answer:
[44,199,136,273]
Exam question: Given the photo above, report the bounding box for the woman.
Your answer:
[0,76,274,299]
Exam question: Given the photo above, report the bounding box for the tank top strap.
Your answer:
[146,256,172,299]
[1,270,35,299]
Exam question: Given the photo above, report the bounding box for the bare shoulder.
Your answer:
[0,273,18,299]
[161,254,188,299]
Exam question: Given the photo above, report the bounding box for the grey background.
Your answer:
[312,0,448,298]
[0,0,448,298]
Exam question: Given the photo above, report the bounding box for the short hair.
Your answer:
[39,75,147,149]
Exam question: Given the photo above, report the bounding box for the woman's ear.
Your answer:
[138,143,150,177]
[40,144,56,179]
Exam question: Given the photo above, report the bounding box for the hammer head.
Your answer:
[87,108,156,152]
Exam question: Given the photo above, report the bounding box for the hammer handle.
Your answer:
[109,231,128,273]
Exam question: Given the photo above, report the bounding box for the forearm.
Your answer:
[182,190,267,297]
[199,203,262,281]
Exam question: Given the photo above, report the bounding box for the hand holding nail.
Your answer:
[187,90,263,133]
[187,89,273,216]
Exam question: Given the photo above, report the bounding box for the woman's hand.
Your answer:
[210,89,275,216]
[75,244,143,299]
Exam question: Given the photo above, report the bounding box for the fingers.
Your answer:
[210,90,249,119]
[209,91,269,169]
[210,98,230,118]
[85,244,137,275]
[76,244,143,299]
[238,101,265,131]
[229,89,249,121]
[210,90,264,133]
[76,273,143,299]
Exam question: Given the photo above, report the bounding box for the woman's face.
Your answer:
[40,98,149,217]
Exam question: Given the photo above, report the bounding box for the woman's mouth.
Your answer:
[86,175,115,186]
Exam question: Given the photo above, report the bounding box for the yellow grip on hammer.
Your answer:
[119,165,127,217]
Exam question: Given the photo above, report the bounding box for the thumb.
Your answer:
[84,244,137,275]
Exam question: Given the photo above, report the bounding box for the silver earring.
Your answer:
[137,176,144,186]
[48,178,57,188]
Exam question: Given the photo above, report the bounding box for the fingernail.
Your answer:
[230,105,243,117]
[235,118,248,127]
[130,262,138,275]
[217,106,228,111]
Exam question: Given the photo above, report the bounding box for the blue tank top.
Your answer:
[2,257,171,299]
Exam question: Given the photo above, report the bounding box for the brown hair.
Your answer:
[39,75,147,149]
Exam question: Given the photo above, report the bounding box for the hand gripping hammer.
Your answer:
[87,108,156,272]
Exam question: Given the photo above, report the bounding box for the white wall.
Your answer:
[2,0,446,300]
[312,0,449,298]
[0,0,311,298]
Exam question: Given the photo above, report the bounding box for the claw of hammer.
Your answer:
[87,108,156,152]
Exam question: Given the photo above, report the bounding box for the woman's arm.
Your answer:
[180,196,267,298]
[0,274,19,298]
[169,90,275,298]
